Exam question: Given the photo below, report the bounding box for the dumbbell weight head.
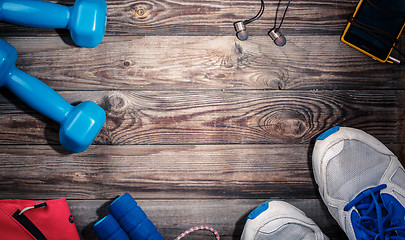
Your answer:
[0,39,106,153]
[60,101,106,153]
[109,193,165,240]
[0,40,17,87]
[69,0,107,48]
[94,214,130,240]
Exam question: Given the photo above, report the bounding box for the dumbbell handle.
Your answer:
[0,0,70,29]
[5,67,73,124]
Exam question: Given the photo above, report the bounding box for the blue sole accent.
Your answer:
[316,126,340,141]
[247,201,271,220]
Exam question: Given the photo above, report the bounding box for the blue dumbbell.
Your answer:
[94,214,130,240]
[109,193,165,240]
[0,0,107,48]
[0,39,106,153]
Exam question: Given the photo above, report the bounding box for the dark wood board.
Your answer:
[0,90,402,145]
[0,144,325,200]
[0,144,402,200]
[1,36,402,91]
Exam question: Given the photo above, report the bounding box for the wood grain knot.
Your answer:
[123,60,132,67]
[259,110,308,141]
[73,172,87,181]
[136,8,146,17]
[103,93,129,114]
[131,5,150,20]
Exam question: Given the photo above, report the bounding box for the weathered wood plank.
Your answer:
[69,199,347,240]
[0,90,402,145]
[3,36,402,91]
[399,38,405,156]
[0,144,318,199]
[0,144,401,201]
[0,0,357,37]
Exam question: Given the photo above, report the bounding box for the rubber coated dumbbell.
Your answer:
[94,193,164,240]
[0,0,107,48]
[109,193,164,240]
[0,39,106,153]
[94,215,130,240]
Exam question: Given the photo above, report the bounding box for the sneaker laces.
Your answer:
[344,184,405,240]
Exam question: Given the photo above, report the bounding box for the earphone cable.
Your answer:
[274,0,292,30]
[244,0,265,25]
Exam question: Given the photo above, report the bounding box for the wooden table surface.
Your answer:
[0,0,404,239]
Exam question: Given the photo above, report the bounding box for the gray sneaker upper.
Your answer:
[312,127,405,240]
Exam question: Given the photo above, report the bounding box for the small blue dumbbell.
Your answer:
[0,39,106,153]
[0,0,107,48]
[109,193,164,240]
[94,214,130,240]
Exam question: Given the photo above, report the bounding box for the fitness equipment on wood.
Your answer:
[94,193,165,240]
[0,0,107,48]
[0,39,106,153]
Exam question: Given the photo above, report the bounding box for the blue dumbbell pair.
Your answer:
[0,0,108,152]
[94,193,165,240]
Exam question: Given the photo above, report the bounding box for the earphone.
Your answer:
[234,21,249,41]
[233,0,264,41]
[268,28,286,46]
[234,0,291,47]
[268,0,291,46]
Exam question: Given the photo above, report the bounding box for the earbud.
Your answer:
[268,28,286,46]
[233,0,290,46]
[234,21,249,41]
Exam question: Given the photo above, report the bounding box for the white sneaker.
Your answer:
[240,201,328,240]
[312,126,405,239]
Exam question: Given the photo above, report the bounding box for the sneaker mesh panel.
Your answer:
[254,223,315,240]
[392,166,405,186]
[326,139,390,202]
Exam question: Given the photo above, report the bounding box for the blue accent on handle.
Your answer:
[0,39,106,153]
[94,214,130,240]
[247,201,271,220]
[109,193,165,240]
[316,126,340,141]
[0,0,107,48]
